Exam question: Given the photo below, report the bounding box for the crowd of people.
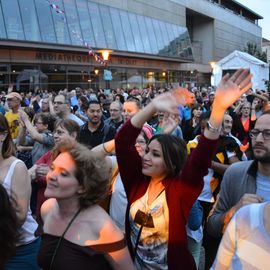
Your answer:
[0,68,270,270]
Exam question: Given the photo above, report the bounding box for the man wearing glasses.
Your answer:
[53,94,84,126]
[104,101,124,131]
[208,111,270,238]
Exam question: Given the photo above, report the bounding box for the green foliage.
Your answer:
[244,42,267,63]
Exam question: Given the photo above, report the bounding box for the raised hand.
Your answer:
[36,164,50,177]
[161,113,180,134]
[172,87,192,106]
[18,110,29,124]
[151,87,189,114]
[213,69,253,112]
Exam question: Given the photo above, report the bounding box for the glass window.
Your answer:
[110,7,127,51]
[144,17,158,54]
[152,18,164,52]
[159,21,170,48]
[88,2,106,49]
[63,0,83,46]
[181,28,190,47]
[164,23,176,56]
[41,65,67,91]
[51,0,71,44]
[128,13,144,53]
[75,0,96,47]
[0,5,7,38]
[165,22,176,44]
[18,0,41,42]
[119,10,136,52]
[35,0,56,43]
[172,24,181,41]
[172,24,182,55]
[67,67,91,89]
[136,15,151,54]
[1,0,25,40]
[99,5,117,50]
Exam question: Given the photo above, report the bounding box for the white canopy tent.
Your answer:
[212,50,269,90]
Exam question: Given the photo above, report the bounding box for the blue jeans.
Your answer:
[5,237,41,270]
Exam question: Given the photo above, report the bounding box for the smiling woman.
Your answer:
[28,119,80,221]
[38,140,135,270]
[115,69,253,270]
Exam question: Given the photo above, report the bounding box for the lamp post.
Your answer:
[97,49,113,93]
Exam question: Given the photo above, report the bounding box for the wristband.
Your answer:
[206,121,221,133]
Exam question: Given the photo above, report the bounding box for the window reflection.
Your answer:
[88,2,107,48]
[51,0,71,44]
[110,7,127,51]
[152,19,164,52]
[76,0,96,47]
[159,21,170,49]
[165,23,175,44]
[18,0,41,42]
[100,5,117,50]
[119,10,136,52]
[2,0,25,40]
[136,15,151,54]
[0,4,7,38]
[63,0,83,46]
[35,0,56,42]
[128,13,144,53]
[0,0,193,61]
[144,17,158,54]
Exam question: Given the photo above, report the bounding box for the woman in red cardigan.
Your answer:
[115,69,252,270]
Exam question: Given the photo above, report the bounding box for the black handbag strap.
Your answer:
[49,208,81,270]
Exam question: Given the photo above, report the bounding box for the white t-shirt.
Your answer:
[129,187,169,270]
[198,168,215,203]
[109,156,127,232]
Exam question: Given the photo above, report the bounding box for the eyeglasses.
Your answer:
[53,101,64,105]
[136,140,146,145]
[250,129,270,140]
[109,109,120,112]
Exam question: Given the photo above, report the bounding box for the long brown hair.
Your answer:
[0,184,20,268]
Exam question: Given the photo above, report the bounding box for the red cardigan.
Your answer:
[115,120,217,270]
[35,150,53,219]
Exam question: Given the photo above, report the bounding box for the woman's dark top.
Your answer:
[38,233,126,270]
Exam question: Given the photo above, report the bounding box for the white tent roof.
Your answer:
[217,50,268,68]
[213,50,269,90]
